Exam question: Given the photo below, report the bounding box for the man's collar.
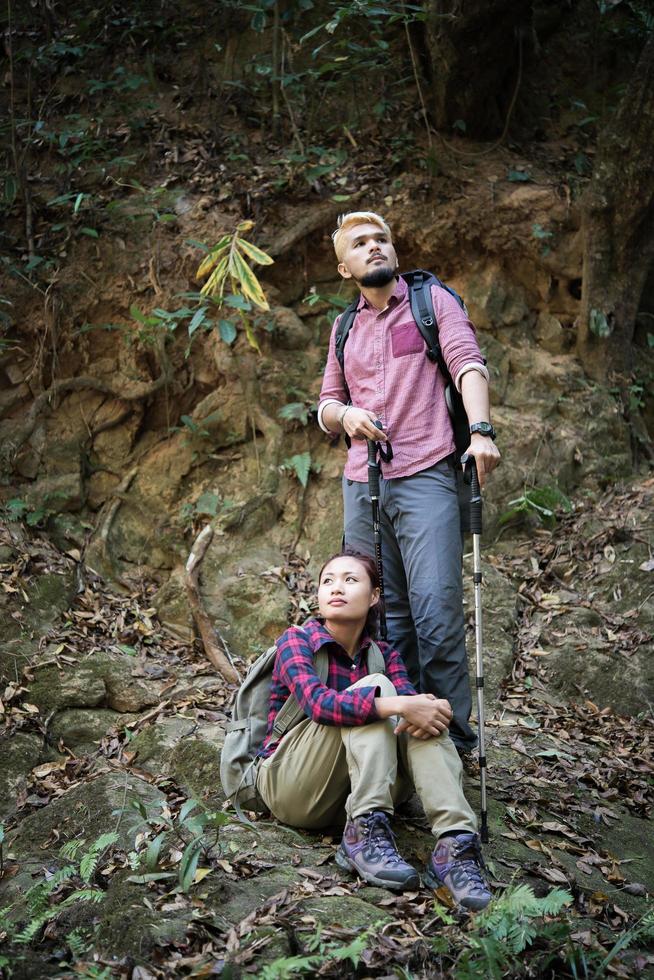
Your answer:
[357,275,407,312]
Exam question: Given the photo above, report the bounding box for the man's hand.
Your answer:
[394,693,452,739]
[464,433,501,489]
[343,406,388,442]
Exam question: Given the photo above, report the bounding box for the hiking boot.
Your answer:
[423,832,491,910]
[335,810,420,891]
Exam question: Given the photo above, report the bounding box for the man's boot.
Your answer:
[335,810,420,891]
[423,831,491,910]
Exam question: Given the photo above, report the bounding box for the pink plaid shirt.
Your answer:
[318,277,488,482]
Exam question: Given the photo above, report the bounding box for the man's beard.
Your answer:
[358,264,397,288]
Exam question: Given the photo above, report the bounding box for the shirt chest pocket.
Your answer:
[390,320,425,358]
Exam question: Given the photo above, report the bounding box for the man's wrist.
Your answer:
[469,421,496,440]
[338,405,352,429]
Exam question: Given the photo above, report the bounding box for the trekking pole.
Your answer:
[464,454,489,843]
[367,421,388,640]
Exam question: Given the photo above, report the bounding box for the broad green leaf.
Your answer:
[196,244,230,280]
[230,249,269,310]
[126,872,175,884]
[285,452,312,487]
[195,492,220,516]
[144,832,167,872]
[236,237,274,266]
[178,837,204,892]
[507,169,531,182]
[199,255,229,297]
[179,799,199,823]
[188,307,208,337]
[80,227,99,237]
[222,294,250,310]
[589,308,612,338]
[218,319,237,345]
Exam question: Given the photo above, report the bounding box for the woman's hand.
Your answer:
[394,693,452,739]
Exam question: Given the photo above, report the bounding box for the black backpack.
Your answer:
[334,270,473,459]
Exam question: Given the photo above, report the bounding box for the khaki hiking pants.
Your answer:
[257,673,477,839]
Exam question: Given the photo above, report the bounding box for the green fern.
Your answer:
[89,832,119,853]
[62,888,104,905]
[79,852,99,883]
[65,927,90,958]
[60,839,85,859]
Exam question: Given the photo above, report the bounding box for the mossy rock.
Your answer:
[95,870,193,963]
[170,735,224,801]
[50,707,134,753]
[27,664,107,714]
[130,715,201,769]
[8,772,165,858]
[27,652,160,715]
[295,894,394,930]
[0,732,51,820]
[23,570,77,632]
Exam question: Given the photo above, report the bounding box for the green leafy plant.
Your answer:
[278,401,313,426]
[532,222,555,257]
[282,451,316,488]
[259,924,374,979]
[499,486,573,528]
[0,832,118,947]
[449,885,573,979]
[1,497,49,527]
[195,220,274,351]
[123,797,236,893]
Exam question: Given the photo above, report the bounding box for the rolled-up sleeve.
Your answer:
[431,286,487,388]
[318,315,348,433]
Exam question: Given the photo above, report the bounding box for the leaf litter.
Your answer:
[1,484,653,977]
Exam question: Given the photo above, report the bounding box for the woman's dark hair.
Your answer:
[318,548,385,639]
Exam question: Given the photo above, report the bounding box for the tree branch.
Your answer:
[185,525,241,684]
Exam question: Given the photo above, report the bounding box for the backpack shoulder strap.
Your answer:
[271,638,330,741]
[403,269,467,377]
[334,300,359,377]
[366,640,386,675]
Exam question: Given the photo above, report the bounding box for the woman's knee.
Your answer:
[351,672,397,697]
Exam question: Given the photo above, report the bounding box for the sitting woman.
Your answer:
[256,549,491,910]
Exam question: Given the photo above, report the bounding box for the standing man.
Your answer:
[318,211,500,752]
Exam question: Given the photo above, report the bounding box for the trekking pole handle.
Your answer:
[367,421,385,498]
[367,446,380,498]
[462,454,483,536]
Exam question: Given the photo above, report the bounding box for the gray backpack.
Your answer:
[219,627,386,816]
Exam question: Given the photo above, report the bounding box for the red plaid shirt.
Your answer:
[259,618,416,758]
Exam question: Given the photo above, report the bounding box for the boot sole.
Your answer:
[335,847,420,892]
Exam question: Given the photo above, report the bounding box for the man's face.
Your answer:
[337,222,398,288]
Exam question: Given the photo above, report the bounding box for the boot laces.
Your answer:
[364,812,403,865]
[450,835,487,890]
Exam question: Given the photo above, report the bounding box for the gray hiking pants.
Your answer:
[343,457,476,751]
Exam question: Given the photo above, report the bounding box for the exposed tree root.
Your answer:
[185,524,241,684]
[0,340,173,464]
[264,196,361,258]
[84,466,139,589]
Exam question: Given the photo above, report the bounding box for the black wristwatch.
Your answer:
[469,421,496,440]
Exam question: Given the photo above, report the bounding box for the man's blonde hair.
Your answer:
[332,211,392,261]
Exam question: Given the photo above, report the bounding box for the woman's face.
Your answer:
[318,556,379,625]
